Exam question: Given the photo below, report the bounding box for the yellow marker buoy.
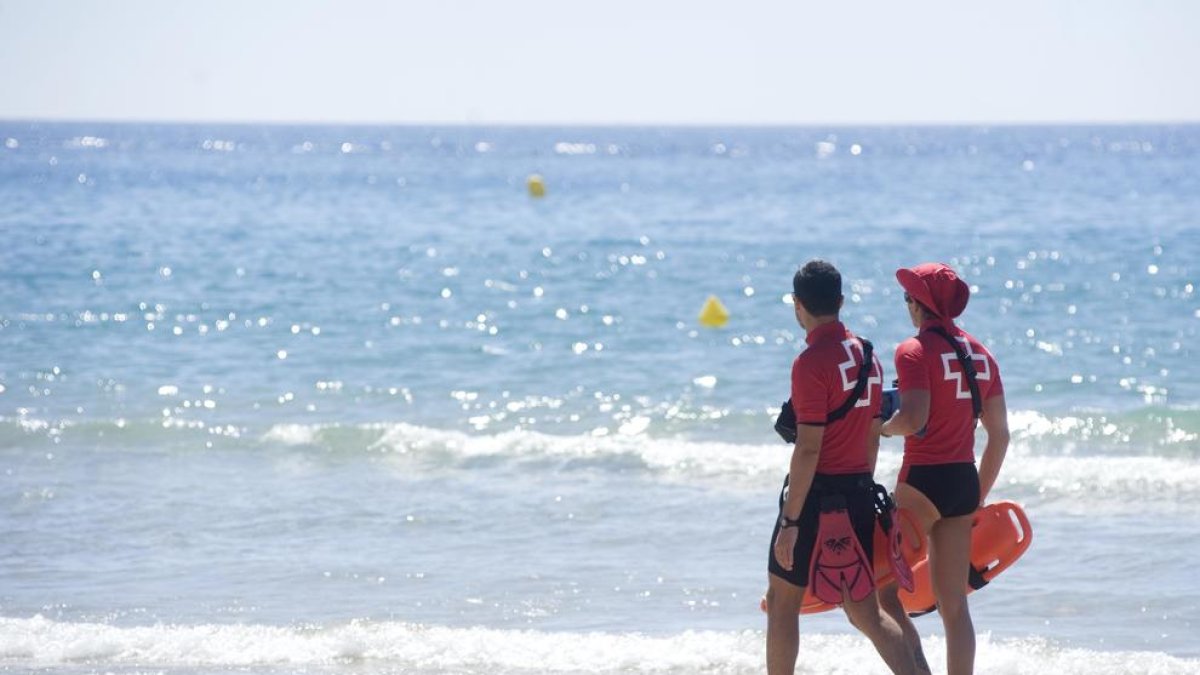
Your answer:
[698,295,729,328]
[527,174,546,198]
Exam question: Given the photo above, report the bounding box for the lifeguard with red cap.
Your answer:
[896,263,971,325]
[879,262,1011,675]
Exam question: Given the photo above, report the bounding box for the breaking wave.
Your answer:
[1,616,1196,674]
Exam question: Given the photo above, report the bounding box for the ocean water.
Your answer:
[1,122,1198,674]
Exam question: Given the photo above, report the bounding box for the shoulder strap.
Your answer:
[826,338,874,424]
[927,326,982,418]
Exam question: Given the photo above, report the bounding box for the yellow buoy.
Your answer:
[698,295,730,328]
[527,174,546,198]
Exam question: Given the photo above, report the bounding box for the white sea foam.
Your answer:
[262,423,323,446]
[263,421,783,483]
[0,616,1195,674]
[1008,408,1200,452]
[258,418,1200,502]
[996,453,1200,497]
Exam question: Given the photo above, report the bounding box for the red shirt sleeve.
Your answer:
[870,354,885,418]
[791,355,828,426]
[894,338,930,392]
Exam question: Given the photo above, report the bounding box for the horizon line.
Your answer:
[3,115,1199,130]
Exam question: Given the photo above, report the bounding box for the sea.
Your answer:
[1,122,1198,674]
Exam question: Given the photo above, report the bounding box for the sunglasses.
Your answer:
[904,293,914,304]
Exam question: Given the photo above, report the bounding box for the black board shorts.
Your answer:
[900,462,981,518]
[768,472,877,588]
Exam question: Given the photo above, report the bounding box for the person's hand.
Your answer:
[774,524,799,571]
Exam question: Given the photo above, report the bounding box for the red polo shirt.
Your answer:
[791,320,883,475]
[894,320,1004,465]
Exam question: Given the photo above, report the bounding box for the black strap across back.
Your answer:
[926,326,982,419]
[774,337,877,444]
[825,338,875,424]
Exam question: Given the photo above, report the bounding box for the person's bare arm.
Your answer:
[880,389,930,437]
[866,417,882,473]
[773,424,823,571]
[977,394,1010,503]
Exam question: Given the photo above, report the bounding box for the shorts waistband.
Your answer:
[900,460,976,471]
[898,460,976,482]
[788,472,874,492]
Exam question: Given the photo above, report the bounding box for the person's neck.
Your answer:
[919,314,953,330]
[804,314,839,335]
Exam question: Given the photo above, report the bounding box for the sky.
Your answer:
[1,0,1198,126]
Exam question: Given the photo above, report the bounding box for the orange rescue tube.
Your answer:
[899,500,1032,616]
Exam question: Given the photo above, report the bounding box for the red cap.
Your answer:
[896,262,970,319]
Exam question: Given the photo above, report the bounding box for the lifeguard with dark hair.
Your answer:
[765,259,918,675]
[791,259,843,317]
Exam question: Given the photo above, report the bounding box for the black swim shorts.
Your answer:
[900,462,980,519]
[768,472,877,588]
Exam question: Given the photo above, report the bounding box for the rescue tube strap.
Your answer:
[967,565,989,591]
[826,338,875,424]
[774,338,875,443]
[872,483,896,530]
[926,327,982,418]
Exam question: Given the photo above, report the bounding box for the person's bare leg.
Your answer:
[929,514,975,675]
[885,482,939,674]
[879,583,932,675]
[841,590,918,674]
[766,573,805,675]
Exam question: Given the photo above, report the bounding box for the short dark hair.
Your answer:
[793,260,842,317]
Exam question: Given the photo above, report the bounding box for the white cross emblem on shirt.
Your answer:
[940,337,992,399]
